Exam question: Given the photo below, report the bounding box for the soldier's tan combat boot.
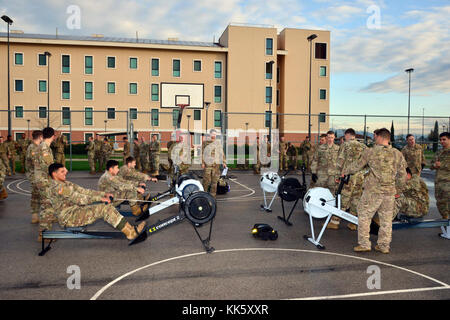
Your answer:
[353,245,371,252]
[347,223,357,231]
[326,221,339,230]
[0,187,8,200]
[375,245,389,254]
[121,221,147,245]
[131,204,142,217]
[31,213,40,224]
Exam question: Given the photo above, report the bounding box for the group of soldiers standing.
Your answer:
[86,135,114,174]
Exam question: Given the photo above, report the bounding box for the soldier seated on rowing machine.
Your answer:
[119,156,158,185]
[40,163,147,245]
[98,159,150,217]
[393,167,429,220]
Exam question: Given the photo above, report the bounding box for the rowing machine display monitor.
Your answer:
[260,171,281,212]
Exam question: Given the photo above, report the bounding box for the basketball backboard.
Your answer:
[161,83,204,109]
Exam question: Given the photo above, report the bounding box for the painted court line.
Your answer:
[6,179,30,197]
[90,248,449,300]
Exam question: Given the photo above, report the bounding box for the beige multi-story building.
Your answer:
[0,24,329,147]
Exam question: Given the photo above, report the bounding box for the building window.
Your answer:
[39,80,47,92]
[85,56,93,74]
[194,109,201,121]
[319,66,327,77]
[130,57,138,69]
[315,43,327,60]
[214,61,222,78]
[129,83,138,95]
[15,79,23,92]
[15,106,24,118]
[173,59,180,77]
[266,62,273,80]
[277,67,280,83]
[62,107,71,125]
[265,87,272,103]
[85,82,93,100]
[151,109,159,126]
[214,110,222,127]
[107,56,116,68]
[214,86,222,103]
[130,108,138,120]
[266,38,273,55]
[84,133,93,143]
[107,82,115,94]
[62,81,70,99]
[172,109,180,127]
[15,133,25,141]
[151,84,159,101]
[39,106,47,118]
[107,107,116,119]
[151,58,159,76]
[38,54,47,66]
[194,60,202,72]
[265,111,272,128]
[15,53,23,65]
[62,55,70,73]
[85,107,93,125]
[319,89,327,100]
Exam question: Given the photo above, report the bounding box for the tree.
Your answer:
[390,121,395,142]
[428,121,439,152]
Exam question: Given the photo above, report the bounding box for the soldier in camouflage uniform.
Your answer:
[100,138,113,172]
[287,142,298,170]
[133,138,141,171]
[394,167,429,218]
[401,134,426,176]
[18,136,31,173]
[34,128,56,229]
[139,137,150,173]
[332,128,367,230]
[119,156,157,185]
[0,136,12,176]
[202,129,227,197]
[430,132,449,219]
[25,131,43,222]
[343,128,407,254]
[123,137,130,165]
[149,134,161,176]
[278,136,288,171]
[94,135,103,172]
[41,163,147,244]
[0,159,7,200]
[53,134,67,166]
[170,134,191,176]
[98,159,147,217]
[310,131,339,194]
[5,135,18,175]
[300,136,312,173]
[86,136,96,174]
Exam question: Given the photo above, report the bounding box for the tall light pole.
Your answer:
[267,60,275,142]
[27,119,30,139]
[405,68,414,135]
[422,107,424,145]
[2,15,13,136]
[187,114,191,133]
[44,51,51,127]
[307,34,317,140]
[104,120,107,133]
[204,101,210,133]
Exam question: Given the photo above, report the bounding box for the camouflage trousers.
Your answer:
[55,152,65,166]
[357,191,395,251]
[58,203,125,230]
[315,174,337,195]
[1,155,11,175]
[88,153,95,172]
[203,165,220,196]
[99,155,111,172]
[0,166,5,192]
[140,156,149,172]
[332,172,364,224]
[435,180,449,219]
[302,154,310,172]
[253,159,261,174]
[134,155,141,171]
[19,155,26,173]
[288,156,298,170]
[8,155,16,174]
[149,154,160,174]
[279,154,288,171]
[31,182,41,215]
[394,195,428,218]
[39,207,58,232]
[94,153,102,172]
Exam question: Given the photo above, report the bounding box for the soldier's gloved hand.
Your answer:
[311,174,318,183]
[137,187,145,194]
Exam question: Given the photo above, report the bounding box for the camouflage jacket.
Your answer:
[34,141,54,181]
[43,179,105,216]
[171,141,190,166]
[4,140,18,156]
[0,142,10,156]
[98,171,138,194]
[18,139,31,156]
[118,166,149,184]
[311,143,340,176]
[202,140,226,167]
[337,139,367,175]
[279,142,288,156]
[123,142,130,156]
[287,145,298,157]
[149,140,160,154]
[86,140,95,155]
[299,141,311,155]
[431,147,450,183]
[401,144,426,174]
[400,175,429,211]
[25,142,40,180]
[94,140,103,154]
[133,143,140,157]
[101,142,113,154]
[53,136,67,154]
[343,144,407,194]
[139,142,149,156]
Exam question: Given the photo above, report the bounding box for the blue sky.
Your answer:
[1,0,449,128]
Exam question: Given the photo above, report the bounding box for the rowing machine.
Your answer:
[277,165,307,226]
[260,171,281,212]
[303,176,355,249]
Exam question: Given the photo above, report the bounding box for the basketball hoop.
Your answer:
[176,104,189,128]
